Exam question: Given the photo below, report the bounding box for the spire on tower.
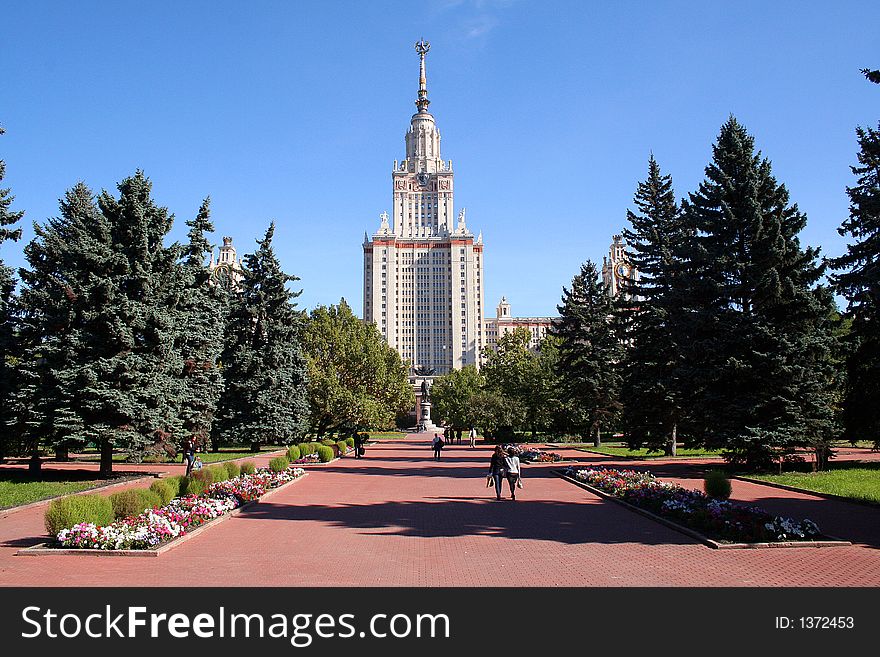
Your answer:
[414,39,431,113]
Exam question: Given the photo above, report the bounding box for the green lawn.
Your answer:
[0,471,130,509]
[363,431,410,440]
[749,463,880,504]
[574,443,724,458]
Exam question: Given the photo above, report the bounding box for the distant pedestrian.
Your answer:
[469,426,477,448]
[354,432,365,459]
[503,447,522,500]
[487,445,506,500]
[182,437,196,476]
[432,433,444,460]
[456,428,462,445]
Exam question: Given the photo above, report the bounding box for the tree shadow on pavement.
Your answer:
[237,497,698,546]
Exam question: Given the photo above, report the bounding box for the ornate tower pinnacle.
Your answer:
[415,39,431,113]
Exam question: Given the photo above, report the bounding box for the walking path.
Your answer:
[1,436,879,586]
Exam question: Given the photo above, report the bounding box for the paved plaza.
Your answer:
[1,437,879,586]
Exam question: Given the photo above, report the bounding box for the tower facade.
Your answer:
[601,234,637,297]
[363,42,485,376]
[208,236,244,290]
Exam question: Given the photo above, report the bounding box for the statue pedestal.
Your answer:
[420,401,440,432]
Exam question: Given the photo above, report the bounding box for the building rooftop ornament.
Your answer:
[414,39,431,113]
[378,210,391,234]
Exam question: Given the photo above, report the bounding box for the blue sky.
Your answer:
[1,1,877,316]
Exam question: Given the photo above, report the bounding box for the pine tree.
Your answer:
[620,156,688,454]
[19,173,185,476]
[95,172,184,472]
[176,197,225,452]
[214,223,309,450]
[681,117,838,469]
[17,183,109,469]
[0,126,24,461]
[552,261,623,445]
[831,74,880,448]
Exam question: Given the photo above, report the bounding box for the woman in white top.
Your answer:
[503,447,522,500]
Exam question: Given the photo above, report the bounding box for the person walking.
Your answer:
[182,437,196,477]
[354,432,364,459]
[469,426,477,448]
[487,445,506,500]
[503,447,522,500]
[432,433,444,460]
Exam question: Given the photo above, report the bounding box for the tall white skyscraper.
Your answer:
[363,41,485,376]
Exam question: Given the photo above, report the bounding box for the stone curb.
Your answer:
[552,469,851,550]
[733,475,880,509]
[15,472,308,558]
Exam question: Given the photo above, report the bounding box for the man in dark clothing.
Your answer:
[182,437,196,476]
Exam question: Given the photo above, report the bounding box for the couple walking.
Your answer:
[487,445,523,501]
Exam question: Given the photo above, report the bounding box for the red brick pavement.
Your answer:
[1,436,879,587]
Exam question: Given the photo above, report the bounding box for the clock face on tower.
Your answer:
[417,171,429,187]
[616,264,628,277]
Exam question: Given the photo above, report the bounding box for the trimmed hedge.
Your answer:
[298,443,317,456]
[207,464,228,483]
[110,489,162,520]
[240,461,256,475]
[287,445,301,461]
[316,445,334,463]
[320,439,337,447]
[162,476,183,498]
[180,474,208,496]
[704,470,733,500]
[149,480,175,505]
[225,461,241,479]
[346,437,355,448]
[269,456,290,472]
[336,440,348,456]
[45,494,114,535]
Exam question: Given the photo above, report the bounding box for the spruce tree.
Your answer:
[620,156,688,454]
[19,173,185,476]
[552,261,623,445]
[95,172,184,472]
[0,126,24,461]
[17,183,110,469]
[214,223,309,450]
[176,197,225,452]
[830,74,880,448]
[681,117,838,469]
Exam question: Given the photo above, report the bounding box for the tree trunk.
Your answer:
[250,441,261,453]
[666,423,678,456]
[594,424,601,448]
[28,448,42,475]
[99,438,113,478]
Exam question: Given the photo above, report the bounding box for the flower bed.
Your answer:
[563,466,824,544]
[52,467,305,551]
[511,446,563,463]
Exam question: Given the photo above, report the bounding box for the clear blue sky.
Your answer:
[1,1,877,316]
